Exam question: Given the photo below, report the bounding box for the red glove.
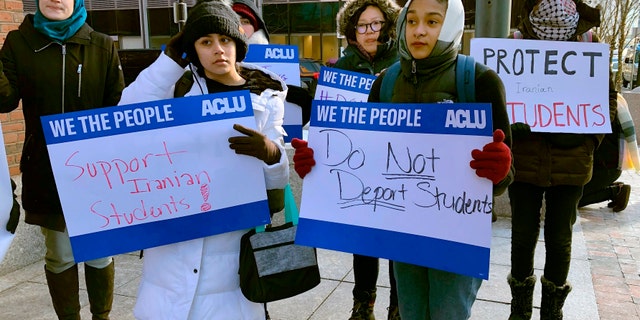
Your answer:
[291,138,316,179]
[470,129,511,185]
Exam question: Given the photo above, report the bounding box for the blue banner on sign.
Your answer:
[41,91,254,144]
[317,67,377,95]
[244,44,299,63]
[70,200,269,262]
[296,218,490,279]
[310,101,493,136]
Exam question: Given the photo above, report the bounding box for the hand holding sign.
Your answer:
[469,129,511,184]
[229,124,281,165]
[291,138,315,178]
[164,30,189,68]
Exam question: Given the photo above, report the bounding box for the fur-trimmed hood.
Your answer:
[336,0,401,43]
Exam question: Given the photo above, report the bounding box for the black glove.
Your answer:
[164,31,189,68]
[6,179,19,234]
[228,124,282,165]
[510,122,531,139]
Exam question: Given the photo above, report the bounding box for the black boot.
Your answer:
[540,276,572,320]
[349,289,376,320]
[44,265,81,320]
[85,261,115,320]
[508,273,537,320]
[387,304,400,320]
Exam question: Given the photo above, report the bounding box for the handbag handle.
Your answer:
[255,184,298,233]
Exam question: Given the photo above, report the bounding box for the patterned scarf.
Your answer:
[529,0,579,41]
[34,0,87,42]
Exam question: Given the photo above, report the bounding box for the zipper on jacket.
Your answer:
[61,44,66,113]
[411,60,418,85]
[77,64,82,98]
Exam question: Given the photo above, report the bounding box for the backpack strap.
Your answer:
[380,61,401,102]
[380,56,475,103]
[456,54,475,103]
[174,70,194,98]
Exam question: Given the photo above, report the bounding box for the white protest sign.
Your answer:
[314,66,377,102]
[296,100,494,279]
[470,38,610,133]
[41,91,270,262]
[0,122,15,262]
[245,44,303,142]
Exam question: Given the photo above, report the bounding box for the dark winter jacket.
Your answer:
[334,40,398,75]
[509,1,614,187]
[0,15,124,231]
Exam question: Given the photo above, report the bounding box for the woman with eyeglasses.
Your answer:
[335,0,400,77]
[334,0,401,318]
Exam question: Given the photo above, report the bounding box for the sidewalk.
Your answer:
[0,169,639,319]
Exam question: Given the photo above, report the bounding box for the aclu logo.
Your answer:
[265,47,295,60]
[444,109,487,129]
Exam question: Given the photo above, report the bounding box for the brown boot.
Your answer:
[349,289,376,320]
[611,184,631,212]
[540,276,572,320]
[387,304,400,320]
[508,273,536,320]
[85,261,115,320]
[44,265,81,320]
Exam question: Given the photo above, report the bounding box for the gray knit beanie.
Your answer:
[183,0,249,64]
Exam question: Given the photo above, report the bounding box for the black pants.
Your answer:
[578,167,621,207]
[508,182,582,285]
[353,254,398,305]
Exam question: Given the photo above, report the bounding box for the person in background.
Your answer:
[334,0,400,76]
[578,87,633,213]
[333,0,402,318]
[0,0,124,319]
[506,1,614,319]
[0,0,123,319]
[232,0,312,128]
[333,0,400,320]
[120,0,289,319]
[293,0,512,318]
[232,0,270,44]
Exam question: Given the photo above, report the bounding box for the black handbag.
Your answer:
[239,184,320,303]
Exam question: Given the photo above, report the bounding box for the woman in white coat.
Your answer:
[118,0,289,319]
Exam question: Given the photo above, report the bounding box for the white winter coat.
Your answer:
[119,53,290,320]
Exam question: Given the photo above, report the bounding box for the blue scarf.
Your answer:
[34,0,87,42]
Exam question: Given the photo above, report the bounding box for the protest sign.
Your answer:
[245,44,303,142]
[296,100,494,279]
[314,67,377,102]
[41,91,271,262]
[0,122,15,262]
[470,38,610,133]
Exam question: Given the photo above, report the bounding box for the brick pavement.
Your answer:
[580,170,640,320]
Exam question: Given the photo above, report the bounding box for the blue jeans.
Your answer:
[393,261,482,320]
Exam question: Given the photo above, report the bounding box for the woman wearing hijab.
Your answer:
[0,0,124,319]
[293,0,512,318]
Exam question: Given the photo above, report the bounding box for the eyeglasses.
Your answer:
[355,21,385,34]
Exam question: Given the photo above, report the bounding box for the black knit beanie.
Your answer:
[183,0,249,66]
